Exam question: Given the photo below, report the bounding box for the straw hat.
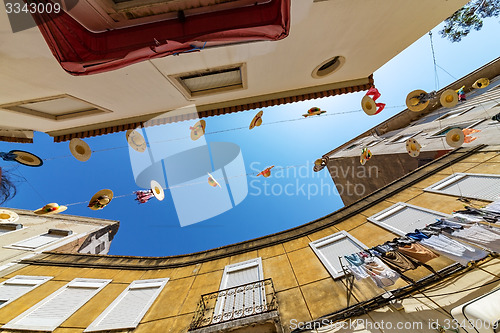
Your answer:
[88,189,114,210]
[359,148,372,165]
[405,138,421,157]
[0,209,19,223]
[34,203,67,215]
[302,107,326,117]
[446,128,465,148]
[150,180,165,200]
[207,172,221,187]
[69,138,91,162]
[406,90,429,112]
[472,78,489,89]
[361,96,378,116]
[440,89,458,108]
[190,120,206,141]
[249,111,264,130]
[126,129,147,153]
[257,165,275,178]
[10,150,43,167]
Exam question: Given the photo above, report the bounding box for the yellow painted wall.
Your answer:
[0,150,498,333]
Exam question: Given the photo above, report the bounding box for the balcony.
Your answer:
[189,278,281,332]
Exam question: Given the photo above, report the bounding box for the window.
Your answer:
[213,258,264,323]
[424,173,500,201]
[7,229,72,251]
[169,64,246,98]
[94,242,105,254]
[434,107,475,121]
[84,279,168,332]
[0,276,53,309]
[309,231,367,279]
[0,95,110,121]
[0,223,23,236]
[344,143,358,151]
[388,131,421,144]
[367,203,450,236]
[429,120,484,137]
[365,139,382,147]
[2,278,111,331]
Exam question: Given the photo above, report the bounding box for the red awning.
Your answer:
[30,0,291,75]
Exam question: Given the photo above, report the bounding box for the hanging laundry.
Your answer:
[449,224,500,253]
[345,252,400,288]
[397,242,439,263]
[419,234,487,266]
[134,190,155,204]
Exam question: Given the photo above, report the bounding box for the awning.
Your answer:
[30,0,291,75]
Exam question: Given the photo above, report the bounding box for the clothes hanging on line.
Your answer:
[448,223,500,253]
[419,234,487,266]
[344,252,400,288]
[397,242,439,263]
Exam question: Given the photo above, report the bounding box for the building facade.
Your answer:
[0,208,119,275]
[322,57,500,206]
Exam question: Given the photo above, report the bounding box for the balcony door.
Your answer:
[213,258,265,323]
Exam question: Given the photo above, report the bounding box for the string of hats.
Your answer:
[0,76,497,215]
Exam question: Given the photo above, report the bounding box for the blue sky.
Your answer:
[1,18,499,256]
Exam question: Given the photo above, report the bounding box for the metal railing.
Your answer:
[189,278,278,330]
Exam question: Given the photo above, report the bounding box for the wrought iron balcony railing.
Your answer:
[189,278,278,330]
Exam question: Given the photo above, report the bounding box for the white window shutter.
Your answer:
[0,276,53,309]
[84,279,168,332]
[368,202,449,236]
[2,278,111,331]
[425,173,500,201]
[214,258,264,323]
[309,231,367,278]
[11,234,63,250]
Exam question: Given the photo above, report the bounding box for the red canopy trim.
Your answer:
[29,0,291,75]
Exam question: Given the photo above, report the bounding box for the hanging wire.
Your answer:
[429,31,440,91]
[61,164,308,207]
[41,105,405,162]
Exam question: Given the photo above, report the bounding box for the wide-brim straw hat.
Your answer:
[440,89,458,108]
[406,138,422,157]
[88,189,114,210]
[11,150,43,167]
[69,138,91,162]
[406,90,429,112]
[207,172,221,187]
[249,111,264,130]
[446,128,465,148]
[190,120,206,141]
[126,129,147,153]
[0,209,19,223]
[361,95,377,116]
[34,203,68,215]
[150,180,165,200]
[472,78,489,89]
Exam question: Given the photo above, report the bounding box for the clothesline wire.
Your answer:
[429,31,440,91]
[410,276,500,298]
[61,164,306,207]
[41,105,406,162]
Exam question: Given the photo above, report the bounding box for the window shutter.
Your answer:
[2,278,110,331]
[84,279,168,332]
[425,173,500,201]
[368,203,449,236]
[0,276,53,309]
[11,233,64,250]
[309,231,367,278]
[214,258,264,323]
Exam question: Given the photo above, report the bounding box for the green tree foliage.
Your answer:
[440,0,500,42]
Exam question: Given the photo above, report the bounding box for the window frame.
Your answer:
[367,202,450,236]
[0,223,24,237]
[309,231,367,279]
[386,131,422,144]
[434,106,475,121]
[84,278,169,332]
[423,173,500,201]
[428,119,485,138]
[0,275,53,309]
[4,229,73,251]
[2,278,111,331]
